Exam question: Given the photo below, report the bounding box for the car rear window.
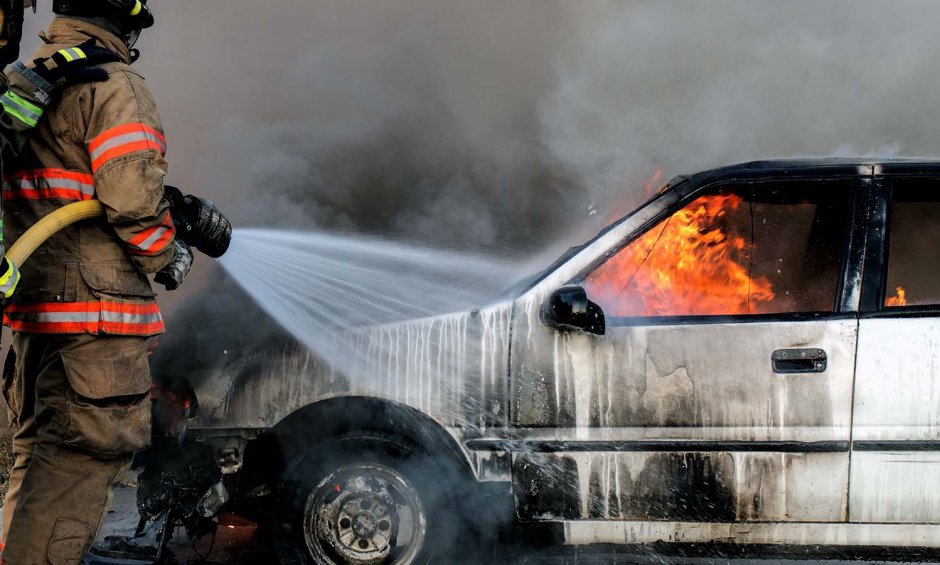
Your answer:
[885,180,940,308]
[585,181,851,318]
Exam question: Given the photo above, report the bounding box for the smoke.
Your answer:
[20,1,940,254]
[539,0,940,197]
[22,1,940,377]
[134,0,940,254]
[143,0,604,251]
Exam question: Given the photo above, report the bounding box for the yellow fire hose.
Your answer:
[6,200,106,268]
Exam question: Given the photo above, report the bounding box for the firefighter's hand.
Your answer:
[154,240,193,291]
[30,40,121,87]
[165,186,232,258]
[0,257,20,299]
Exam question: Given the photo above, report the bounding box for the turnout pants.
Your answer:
[0,333,152,565]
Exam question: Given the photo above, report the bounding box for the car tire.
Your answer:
[272,430,474,565]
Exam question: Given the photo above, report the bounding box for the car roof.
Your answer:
[683,158,940,186]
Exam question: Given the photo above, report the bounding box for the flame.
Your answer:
[885,286,907,307]
[643,168,664,199]
[586,193,775,317]
[606,169,666,224]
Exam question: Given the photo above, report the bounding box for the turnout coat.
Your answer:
[3,17,177,336]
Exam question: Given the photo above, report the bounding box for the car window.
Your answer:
[584,182,851,318]
[884,180,940,308]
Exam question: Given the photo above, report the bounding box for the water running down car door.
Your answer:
[509,177,863,524]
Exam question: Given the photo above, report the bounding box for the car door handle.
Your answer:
[771,348,827,374]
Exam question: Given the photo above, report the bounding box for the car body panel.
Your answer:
[192,303,513,433]
[847,171,940,524]
[512,451,848,522]
[562,520,940,547]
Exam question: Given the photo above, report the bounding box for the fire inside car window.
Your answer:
[885,180,940,308]
[585,183,850,317]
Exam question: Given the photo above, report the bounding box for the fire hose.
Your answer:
[6,199,105,267]
[6,190,231,270]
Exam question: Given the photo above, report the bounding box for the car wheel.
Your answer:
[273,431,468,564]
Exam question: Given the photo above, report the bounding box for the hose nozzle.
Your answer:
[164,185,232,258]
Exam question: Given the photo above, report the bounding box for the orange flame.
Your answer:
[605,169,666,225]
[643,168,664,199]
[586,193,775,317]
[885,286,907,307]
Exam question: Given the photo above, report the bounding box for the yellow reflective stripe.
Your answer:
[57,47,87,63]
[130,0,142,15]
[0,91,42,127]
[0,260,21,298]
[2,90,41,117]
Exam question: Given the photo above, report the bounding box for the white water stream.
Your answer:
[218,229,519,378]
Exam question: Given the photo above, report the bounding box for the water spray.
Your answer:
[217,228,521,383]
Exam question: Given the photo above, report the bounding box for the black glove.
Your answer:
[30,39,121,86]
[164,185,232,258]
[154,240,193,291]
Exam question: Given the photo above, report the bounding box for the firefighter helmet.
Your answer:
[52,0,153,27]
[51,0,153,50]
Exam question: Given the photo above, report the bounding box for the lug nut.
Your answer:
[360,499,372,510]
[378,520,390,531]
[358,539,369,550]
[339,517,351,529]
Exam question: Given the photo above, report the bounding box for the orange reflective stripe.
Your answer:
[5,301,164,336]
[127,213,175,256]
[8,302,160,314]
[88,123,167,173]
[2,168,95,201]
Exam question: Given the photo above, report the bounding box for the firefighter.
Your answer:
[0,1,231,562]
[0,0,123,300]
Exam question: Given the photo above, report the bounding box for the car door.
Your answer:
[509,175,863,524]
[852,172,940,523]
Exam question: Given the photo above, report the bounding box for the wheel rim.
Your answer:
[303,462,427,564]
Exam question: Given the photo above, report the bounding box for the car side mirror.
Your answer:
[539,284,606,336]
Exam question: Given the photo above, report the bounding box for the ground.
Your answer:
[95,479,269,564]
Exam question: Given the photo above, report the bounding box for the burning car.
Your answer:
[142,159,940,563]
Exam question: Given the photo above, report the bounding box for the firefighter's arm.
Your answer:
[85,70,176,274]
